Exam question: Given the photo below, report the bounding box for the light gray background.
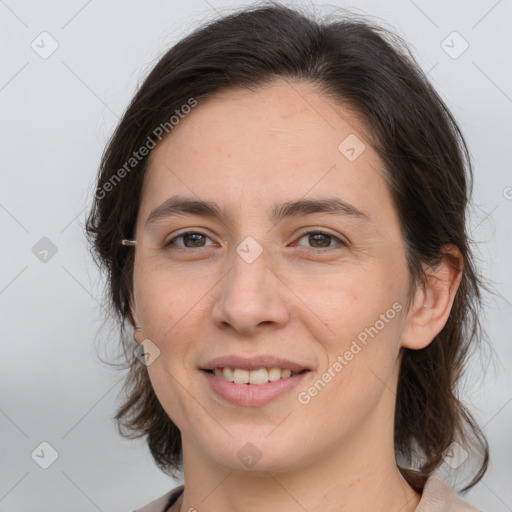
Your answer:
[0,0,511,510]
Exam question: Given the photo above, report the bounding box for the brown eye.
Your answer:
[294,231,347,250]
[166,231,214,249]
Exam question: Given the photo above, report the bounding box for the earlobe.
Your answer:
[129,296,143,344]
[401,244,463,350]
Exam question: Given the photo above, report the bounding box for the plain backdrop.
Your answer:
[0,0,511,510]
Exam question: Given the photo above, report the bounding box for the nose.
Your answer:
[211,241,290,336]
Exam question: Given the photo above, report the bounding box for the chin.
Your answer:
[199,433,307,474]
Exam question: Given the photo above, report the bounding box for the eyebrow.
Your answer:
[144,195,369,228]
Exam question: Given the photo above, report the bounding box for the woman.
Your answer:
[86,3,488,511]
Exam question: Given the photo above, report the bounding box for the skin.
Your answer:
[129,79,462,512]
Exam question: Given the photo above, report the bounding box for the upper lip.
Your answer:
[201,355,310,373]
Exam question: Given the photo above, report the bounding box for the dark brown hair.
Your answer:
[85,1,488,492]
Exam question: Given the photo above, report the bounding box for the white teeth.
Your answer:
[267,368,282,381]
[249,368,268,385]
[233,369,249,384]
[211,367,300,385]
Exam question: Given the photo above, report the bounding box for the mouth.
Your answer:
[201,367,309,385]
[200,367,312,407]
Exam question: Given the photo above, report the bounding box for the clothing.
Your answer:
[132,476,482,512]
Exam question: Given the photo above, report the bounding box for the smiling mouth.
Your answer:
[202,367,310,385]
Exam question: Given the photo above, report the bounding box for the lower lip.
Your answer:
[201,370,311,407]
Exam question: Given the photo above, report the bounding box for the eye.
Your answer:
[165,231,216,249]
[293,230,348,250]
[164,229,347,252]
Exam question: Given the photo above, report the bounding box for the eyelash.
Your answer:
[164,230,348,252]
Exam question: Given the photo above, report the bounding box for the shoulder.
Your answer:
[132,484,184,512]
[416,476,482,512]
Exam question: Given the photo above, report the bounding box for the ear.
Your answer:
[401,244,463,350]
[128,291,143,345]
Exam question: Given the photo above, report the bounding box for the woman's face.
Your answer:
[131,79,414,473]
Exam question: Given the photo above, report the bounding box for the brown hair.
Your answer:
[85,1,488,491]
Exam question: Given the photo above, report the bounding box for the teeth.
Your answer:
[211,367,299,385]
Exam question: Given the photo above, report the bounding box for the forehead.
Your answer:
[140,79,396,229]
[149,79,372,167]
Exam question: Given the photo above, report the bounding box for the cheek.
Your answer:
[133,263,218,383]
[297,279,404,432]
[291,262,405,340]
[293,262,407,411]
[134,258,203,324]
